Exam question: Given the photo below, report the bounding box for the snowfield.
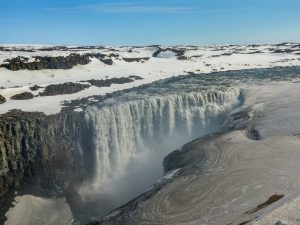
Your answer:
[0,44,300,114]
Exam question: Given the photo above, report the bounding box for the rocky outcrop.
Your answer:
[0,95,5,104]
[85,53,113,65]
[123,57,149,63]
[152,47,187,60]
[1,54,90,71]
[86,76,141,88]
[39,83,90,96]
[0,53,113,71]
[31,76,143,100]
[11,92,34,100]
[29,85,41,91]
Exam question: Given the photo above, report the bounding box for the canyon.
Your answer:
[0,45,300,225]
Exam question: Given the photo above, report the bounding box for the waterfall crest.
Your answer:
[84,87,241,188]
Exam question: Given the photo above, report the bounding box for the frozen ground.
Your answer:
[0,44,300,114]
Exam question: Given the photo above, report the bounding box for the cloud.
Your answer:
[103,6,190,13]
[47,2,251,14]
[48,2,191,14]
[195,7,252,13]
[0,18,56,23]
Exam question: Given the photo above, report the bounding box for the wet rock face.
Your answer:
[0,53,113,71]
[0,110,93,200]
[0,95,5,104]
[11,92,34,100]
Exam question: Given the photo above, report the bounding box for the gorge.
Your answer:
[1,45,300,225]
[1,69,242,224]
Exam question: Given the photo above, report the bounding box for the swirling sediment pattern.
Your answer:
[102,131,300,225]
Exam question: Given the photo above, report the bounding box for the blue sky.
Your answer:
[0,0,299,45]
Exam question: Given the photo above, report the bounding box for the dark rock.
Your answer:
[0,53,114,71]
[0,54,90,71]
[247,44,261,48]
[275,42,292,47]
[152,47,187,60]
[86,79,112,87]
[272,49,295,54]
[247,127,260,140]
[0,190,15,224]
[99,58,113,65]
[123,57,150,63]
[86,221,101,225]
[0,109,94,208]
[246,194,284,214]
[177,55,189,60]
[3,56,29,63]
[29,85,41,91]
[39,83,90,96]
[275,221,287,225]
[108,53,119,58]
[163,150,182,173]
[85,53,113,65]
[128,75,143,80]
[86,77,138,88]
[109,77,135,84]
[11,92,34,100]
[0,95,5,104]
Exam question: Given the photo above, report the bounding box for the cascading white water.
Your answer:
[84,87,241,189]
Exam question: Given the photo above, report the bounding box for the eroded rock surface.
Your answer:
[122,57,150,63]
[39,83,90,96]
[0,95,5,104]
[11,92,34,100]
[0,53,113,71]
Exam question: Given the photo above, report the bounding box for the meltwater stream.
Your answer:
[77,73,242,221]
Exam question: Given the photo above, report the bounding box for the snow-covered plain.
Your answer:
[0,44,300,114]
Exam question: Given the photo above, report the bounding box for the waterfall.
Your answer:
[84,87,241,188]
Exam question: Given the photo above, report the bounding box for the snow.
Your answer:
[0,44,300,115]
[241,81,300,137]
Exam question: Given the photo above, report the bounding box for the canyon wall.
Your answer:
[0,110,94,200]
